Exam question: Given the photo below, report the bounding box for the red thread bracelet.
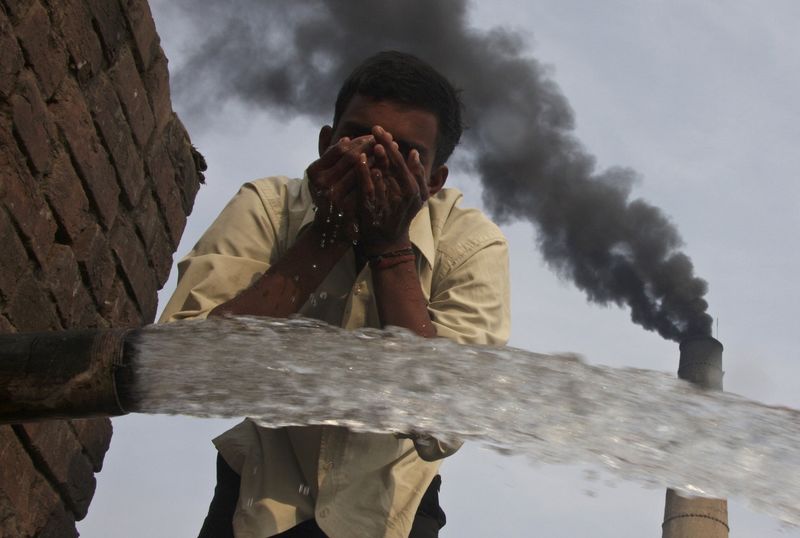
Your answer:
[369,253,416,270]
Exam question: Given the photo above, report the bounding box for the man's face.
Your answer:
[321,94,447,189]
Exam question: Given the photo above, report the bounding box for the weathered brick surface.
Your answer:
[0,426,76,538]
[166,117,204,214]
[17,423,96,519]
[70,418,112,472]
[0,9,23,98]
[42,151,94,244]
[5,274,61,332]
[0,210,28,302]
[50,78,120,229]
[0,132,57,267]
[143,52,172,132]
[43,244,97,327]
[0,314,14,333]
[15,1,68,100]
[46,0,104,84]
[85,0,129,64]
[134,189,174,286]
[85,74,146,206]
[103,280,142,328]
[0,1,205,534]
[11,71,55,175]
[148,142,186,248]
[72,223,116,307]
[121,0,159,71]
[110,47,155,148]
[109,216,158,320]
[0,0,35,23]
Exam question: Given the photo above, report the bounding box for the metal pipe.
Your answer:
[662,336,729,538]
[0,328,138,424]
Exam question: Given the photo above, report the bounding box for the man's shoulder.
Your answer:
[246,175,304,201]
[428,187,506,247]
[238,176,311,219]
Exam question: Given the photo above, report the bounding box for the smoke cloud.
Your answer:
[167,0,712,341]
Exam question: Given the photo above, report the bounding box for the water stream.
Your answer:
[127,316,799,526]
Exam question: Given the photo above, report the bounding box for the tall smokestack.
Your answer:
[662,336,728,538]
[166,0,712,342]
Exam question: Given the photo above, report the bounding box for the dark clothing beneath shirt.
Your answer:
[198,454,446,538]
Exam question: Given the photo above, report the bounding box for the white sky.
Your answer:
[80,1,800,536]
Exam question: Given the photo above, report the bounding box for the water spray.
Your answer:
[1,319,798,529]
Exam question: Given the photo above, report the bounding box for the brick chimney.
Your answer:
[0,0,204,535]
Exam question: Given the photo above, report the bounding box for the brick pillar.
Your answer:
[0,0,205,535]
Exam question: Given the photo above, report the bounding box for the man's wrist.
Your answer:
[362,234,413,257]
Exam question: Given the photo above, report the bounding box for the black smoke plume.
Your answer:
[165,0,712,341]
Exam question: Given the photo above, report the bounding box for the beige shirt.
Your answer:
[160,176,510,538]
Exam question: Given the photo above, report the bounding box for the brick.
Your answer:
[17,422,96,519]
[0,210,28,302]
[110,47,154,148]
[42,151,94,244]
[134,188,174,286]
[5,273,61,331]
[43,244,96,327]
[147,143,185,248]
[37,510,78,538]
[0,9,24,98]
[0,314,14,332]
[0,0,35,23]
[109,216,157,320]
[45,0,104,84]
[50,78,119,229]
[120,0,159,71]
[143,51,172,132]
[0,138,57,267]
[85,74,145,206]
[166,117,204,213]
[15,1,68,99]
[69,418,112,472]
[86,0,128,64]
[103,280,141,327]
[11,71,55,175]
[73,222,115,305]
[0,426,68,537]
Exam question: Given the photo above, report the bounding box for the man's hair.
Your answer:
[333,51,464,167]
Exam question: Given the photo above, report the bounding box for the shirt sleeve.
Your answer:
[429,235,511,346]
[159,183,281,323]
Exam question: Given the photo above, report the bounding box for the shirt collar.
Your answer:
[299,174,436,268]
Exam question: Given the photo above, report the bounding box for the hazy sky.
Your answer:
[80,1,800,536]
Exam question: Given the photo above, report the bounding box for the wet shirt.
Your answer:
[159,176,510,538]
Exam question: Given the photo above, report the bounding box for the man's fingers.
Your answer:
[314,135,376,189]
[373,143,390,173]
[373,169,387,210]
[408,149,429,201]
[356,153,374,201]
[314,135,375,176]
[373,126,419,197]
[328,167,358,202]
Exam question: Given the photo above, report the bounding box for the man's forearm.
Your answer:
[210,226,349,318]
[368,239,437,338]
